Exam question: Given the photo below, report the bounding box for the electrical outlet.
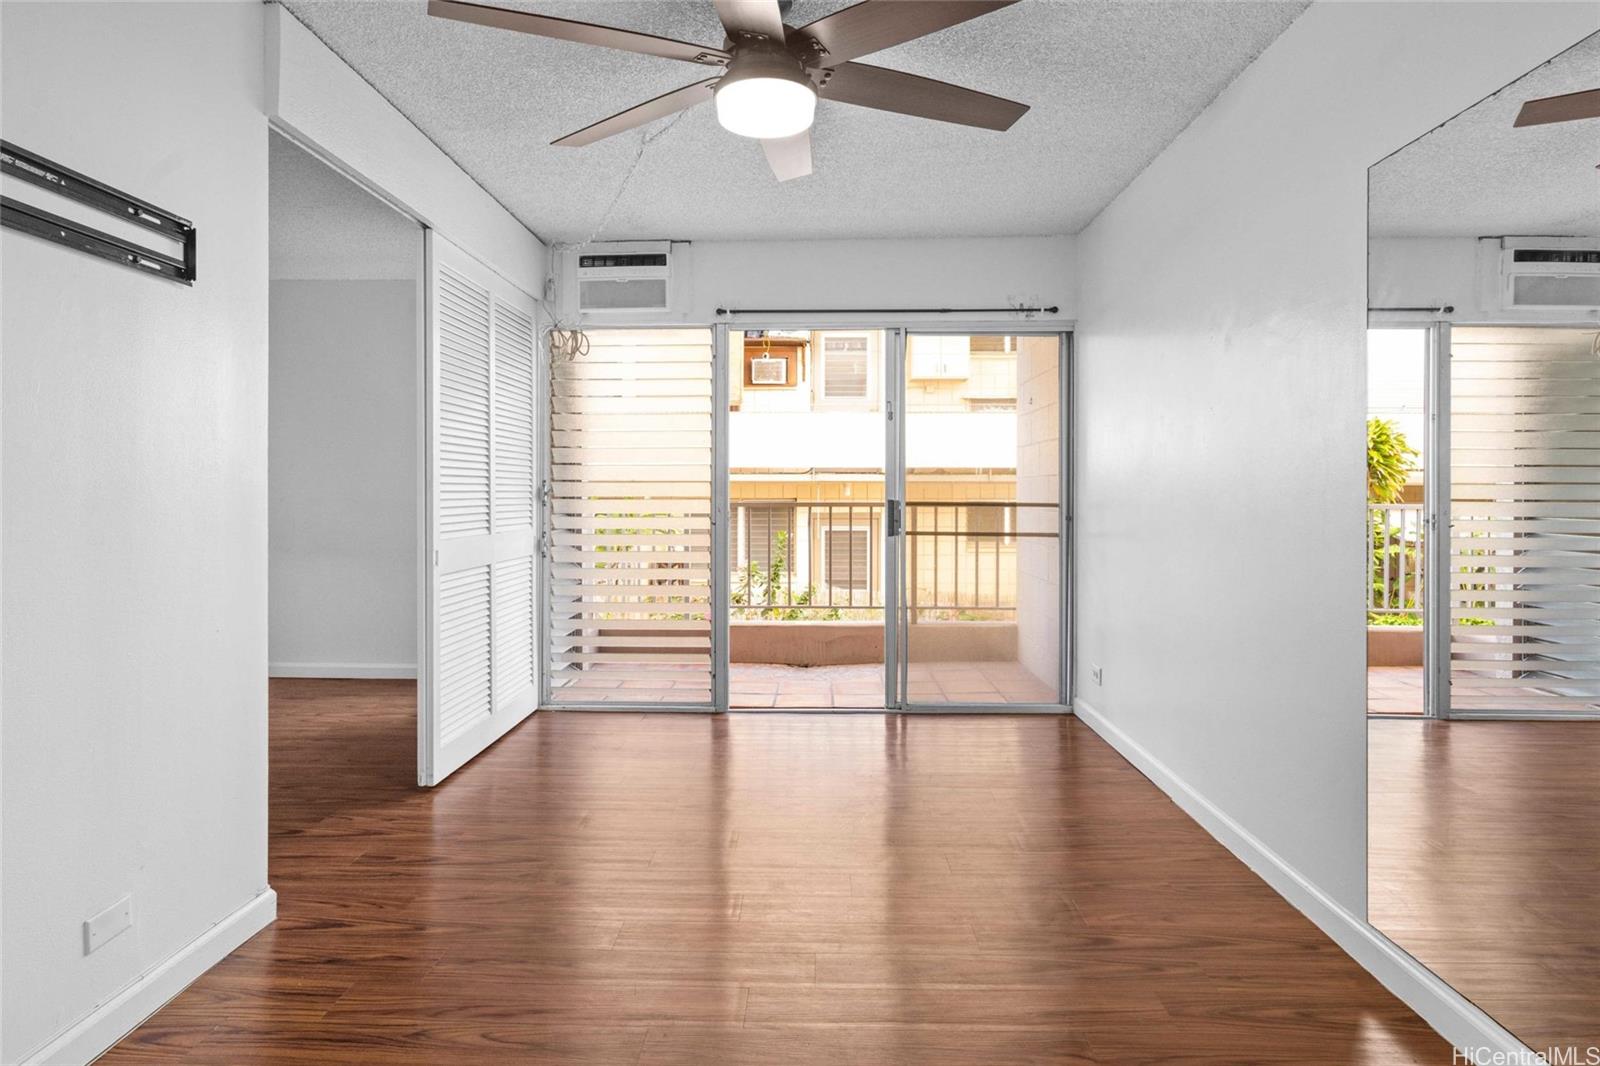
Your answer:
[83,895,133,955]
[1091,665,1103,686]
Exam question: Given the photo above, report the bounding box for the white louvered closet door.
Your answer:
[421,232,540,785]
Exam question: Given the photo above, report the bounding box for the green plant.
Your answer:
[731,531,840,621]
[1367,418,1417,504]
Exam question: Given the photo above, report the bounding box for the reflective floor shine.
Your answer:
[1371,719,1600,1054]
[104,680,1447,1065]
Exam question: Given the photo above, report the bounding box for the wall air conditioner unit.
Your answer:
[571,240,672,314]
[1482,236,1600,312]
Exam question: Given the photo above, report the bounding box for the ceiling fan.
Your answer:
[427,0,1029,181]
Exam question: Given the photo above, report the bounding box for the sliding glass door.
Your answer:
[545,325,1068,712]
[895,332,1068,709]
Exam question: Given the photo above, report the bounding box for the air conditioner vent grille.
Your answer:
[578,253,667,269]
[1512,249,1600,265]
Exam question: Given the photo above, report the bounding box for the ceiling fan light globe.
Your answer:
[715,75,816,139]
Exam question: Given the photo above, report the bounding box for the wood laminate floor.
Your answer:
[1370,719,1600,1055]
[104,680,1448,1065]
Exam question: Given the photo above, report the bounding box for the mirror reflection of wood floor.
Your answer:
[1370,719,1600,1054]
[102,680,1447,1064]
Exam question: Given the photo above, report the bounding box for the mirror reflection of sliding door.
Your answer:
[898,333,1066,709]
[1447,326,1600,719]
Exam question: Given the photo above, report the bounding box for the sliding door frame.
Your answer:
[543,324,719,712]
[1363,317,1448,720]
[714,319,1071,715]
[1425,321,1451,719]
[894,328,1071,714]
[548,319,1073,713]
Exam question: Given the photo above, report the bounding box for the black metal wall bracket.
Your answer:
[1,140,196,285]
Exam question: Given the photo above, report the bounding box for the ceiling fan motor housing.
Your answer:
[718,37,816,90]
[714,38,819,139]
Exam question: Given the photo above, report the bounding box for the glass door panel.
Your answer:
[898,333,1065,707]
[725,329,888,709]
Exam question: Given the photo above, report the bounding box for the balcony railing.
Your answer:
[730,500,1057,620]
[1369,502,1425,617]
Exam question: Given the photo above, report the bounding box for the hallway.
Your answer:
[102,680,1447,1065]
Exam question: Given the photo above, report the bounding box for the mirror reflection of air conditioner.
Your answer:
[1483,236,1600,312]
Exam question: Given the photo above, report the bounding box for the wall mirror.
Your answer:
[1366,31,1599,1057]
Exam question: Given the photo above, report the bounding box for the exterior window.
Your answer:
[733,503,797,574]
[818,333,872,406]
[824,527,871,591]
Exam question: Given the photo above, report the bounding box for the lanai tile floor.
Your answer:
[550,662,1059,709]
[731,661,1058,709]
[1367,665,1425,716]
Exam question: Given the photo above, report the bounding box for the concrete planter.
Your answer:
[1368,625,1423,667]
[729,620,1019,666]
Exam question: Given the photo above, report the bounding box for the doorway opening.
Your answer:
[1366,326,1429,715]
[267,131,423,754]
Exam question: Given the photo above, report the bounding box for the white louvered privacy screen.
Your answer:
[1449,327,1600,716]
[548,329,715,707]
[422,233,540,784]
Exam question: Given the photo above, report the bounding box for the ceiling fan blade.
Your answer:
[821,62,1027,131]
[761,130,813,181]
[552,79,718,147]
[712,0,786,42]
[1513,87,1600,127]
[799,0,1018,68]
[429,0,729,66]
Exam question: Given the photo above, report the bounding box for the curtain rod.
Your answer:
[1368,305,1454,313]
[715,305,1060,316]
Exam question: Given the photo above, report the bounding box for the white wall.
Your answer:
[1369,236,1481,316]
[269,139,421,678]
[1370,235,1600,325]
[578,235,1075,327]
[1071,0,1600,1051]
[269,282,419,676]
[1,3,274,1062]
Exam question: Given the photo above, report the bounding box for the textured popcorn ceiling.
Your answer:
[1370,31,1600,238]
[279,0,1307,243]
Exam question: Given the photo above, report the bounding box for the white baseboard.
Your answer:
[1072,696,1535,1063]
[269,662,417,679]
[23,888,276,1066]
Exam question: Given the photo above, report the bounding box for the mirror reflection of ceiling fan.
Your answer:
[1513,87,1600,168]
[427,0,1029,182]
[1513,87,1600,126]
